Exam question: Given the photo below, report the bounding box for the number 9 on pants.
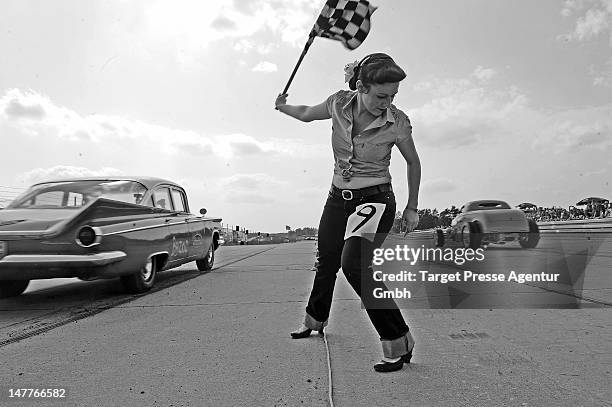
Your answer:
[344,203,387,242]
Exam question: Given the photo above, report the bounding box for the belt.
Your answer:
[330,183,392,201]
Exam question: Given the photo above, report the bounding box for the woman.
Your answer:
[274,53,421,373]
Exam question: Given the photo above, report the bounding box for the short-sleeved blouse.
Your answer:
[325,90,413,182]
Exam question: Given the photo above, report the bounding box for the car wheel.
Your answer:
[519,219,540,249]
[121,256,157,293]
[434,229,445,247]
[462,221,482,249]
[0,280,30,298]
[196,243,215,271]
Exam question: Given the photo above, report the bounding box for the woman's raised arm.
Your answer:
[275,93,331,122]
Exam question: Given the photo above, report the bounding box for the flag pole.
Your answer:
[281,34,315,95]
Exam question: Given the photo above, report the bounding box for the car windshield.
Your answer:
[464,201,511,212]
[6,180,148,209]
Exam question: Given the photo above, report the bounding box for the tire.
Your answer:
[0,280,30,298]
[461,221,482,249]
[196,243,215,271]
[120,256,157,293]
[519,219,540,249]
[434,229,445,247]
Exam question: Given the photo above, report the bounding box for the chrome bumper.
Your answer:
[0,251,126,267]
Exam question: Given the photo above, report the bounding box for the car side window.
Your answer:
[171,189,186,212]
[66,192,86,207]
[34,191,63,207]
[152,187,172,210]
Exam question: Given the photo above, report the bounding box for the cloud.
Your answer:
[0,88,318,181]
[17,166,123,185]
[408,68,611,158]
[255,43,275,54]
[534,107,612,151]
[233,0,257,16]
[229,140,265,155]
[211,15,238,31]
[421,178,458,194]
[212,133,293,157]
[412,81,433,92]
[574,8,610,40]
[1,88,99,140]
[559,0,612,44]
[409,72,528,148]
[144,0,321,58]
[579,168,607,176]
[233,39,255,52]
[224,173,269,190]
[227,192,276,204]
[472,66,496,82]
[233,39,276,54]
[3,92,46,120]
[251,61,278,72]
[560,0,612,85]
[0,88,285,158]
[561,0,591,15]
[171,141,215,156]
[590,56,612,86]
[220,173,288,204]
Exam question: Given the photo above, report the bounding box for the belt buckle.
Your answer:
[341,190,353,200]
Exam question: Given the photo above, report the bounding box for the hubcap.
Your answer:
[207,245,214,264]
[141,258,154,282]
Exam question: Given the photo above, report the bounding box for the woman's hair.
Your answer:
[348,53,406,91]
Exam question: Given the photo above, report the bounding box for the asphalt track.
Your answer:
[0,245,275,348]
[0,234,610,406]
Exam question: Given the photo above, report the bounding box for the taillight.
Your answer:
[76,226,101,247]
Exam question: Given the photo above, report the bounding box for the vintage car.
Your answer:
[434,200,539,249]
[0,177,222,298]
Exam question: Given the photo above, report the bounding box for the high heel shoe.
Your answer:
[401,348,413,364]
[373,348,413,372]
[290,327,324,339]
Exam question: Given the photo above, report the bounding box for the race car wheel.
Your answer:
[462,221,482,249]
[434,229,445,247]
[0,280,30,298]
[196,243,215,271]
[121,256,157,293]
[519,219,540,249]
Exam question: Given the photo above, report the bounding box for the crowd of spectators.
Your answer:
[391,200,611,233]
[527,202,611,222]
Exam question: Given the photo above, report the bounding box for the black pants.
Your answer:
[304,187,409,341]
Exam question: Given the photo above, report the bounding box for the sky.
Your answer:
[0,0,611,233]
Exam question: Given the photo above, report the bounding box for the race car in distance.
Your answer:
[0,177,222,298]
[434,200,539,249]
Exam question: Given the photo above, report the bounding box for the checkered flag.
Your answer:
[310,0,377,50]
[279,0,378,94]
